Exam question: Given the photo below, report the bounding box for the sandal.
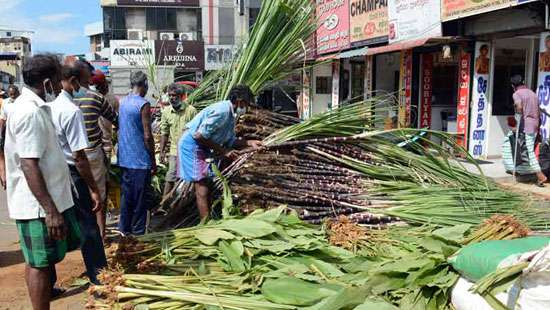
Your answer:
[51,286,66,300]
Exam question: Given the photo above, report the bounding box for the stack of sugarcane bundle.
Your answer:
[158,100,549,231]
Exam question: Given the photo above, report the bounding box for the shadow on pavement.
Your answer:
[0,249,24,268]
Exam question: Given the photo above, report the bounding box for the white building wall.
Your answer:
[311,63,332,115]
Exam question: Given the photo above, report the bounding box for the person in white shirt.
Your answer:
[1,54,81,310]
[48,61,107,285]
[0,85,20,187]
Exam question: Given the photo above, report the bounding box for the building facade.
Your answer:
[0,36,32,87]
[88,0,261,100]
[306,0,549,159]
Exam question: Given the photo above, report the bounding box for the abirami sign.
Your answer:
[110,40,155,67]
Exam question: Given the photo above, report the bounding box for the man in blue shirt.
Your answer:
[178,85,261,219]
[117,71,156,235]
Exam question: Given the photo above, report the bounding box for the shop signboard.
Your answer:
[205,45,237,71]
[110,40,155,67]
[538,32,550,142]
[332,60,341,109]
[398,49,413,127]
[155,40,204,70]
[300,69,312,120]
[117,0,199,6]
[388,0,441,44]
[419,54,433,128]
[456,50,471,149]
[442,0,517,21]
[349,0,388,47]
[90,61,111,76]
[316,0,351,54]
[469,42,491,159]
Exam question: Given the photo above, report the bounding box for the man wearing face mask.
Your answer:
[178,84,262,220]
[48,62,107,284]
[71,60,117,239]
[2,54,81,310]
[159,83,197,198]
[117,71,156,235]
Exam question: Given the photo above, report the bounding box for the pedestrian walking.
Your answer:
[178,85,262,220]
[159,83,197,198]
[2,54,81,310]
[511,75,547,186]
[117,71,156,236]
[72,61,117,239]
[48,61,108,284]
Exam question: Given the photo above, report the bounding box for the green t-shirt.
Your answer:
[160,104,198,156]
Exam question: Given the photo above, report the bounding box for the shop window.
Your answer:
[146,8,177,32]
[492,48,526,116]
[103,7,127,43]
[316,76,332,94]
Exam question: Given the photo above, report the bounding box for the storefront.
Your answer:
[446,1,548,158]
[415,42,472,148]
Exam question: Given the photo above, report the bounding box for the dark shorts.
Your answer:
[16,208,81,268]
[165,155,179,183]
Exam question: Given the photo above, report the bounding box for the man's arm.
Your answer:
[21,158,66,240]
[99,96,118,127]
[141,103,157,174]
[73,150,103,213]
[192,132,228,156]
[513,94,523,114]
[159,110,170,164]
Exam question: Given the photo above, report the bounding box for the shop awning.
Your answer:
[337,46,369,59]
[316,37,467,60]
[317,46,369,61]
[365,38,431,56]
[365,37,468,56]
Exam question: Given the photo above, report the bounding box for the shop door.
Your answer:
[488,38,531,157]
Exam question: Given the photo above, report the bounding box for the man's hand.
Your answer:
[151,161,158,176]
[45,209,67,241]
[90,190,104,213]
[224,150,240,161]
[246,140,263,150]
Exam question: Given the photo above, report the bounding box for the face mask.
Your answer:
[72,84,87,99]
[171,101,182,110]
[162,94,170,103]
[90,85,97,92]
[236,106,247,118]
[43,80,56,102]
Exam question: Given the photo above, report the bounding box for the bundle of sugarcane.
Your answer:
[462,214,531,245]
[158,100,549,231]
[91,206,368,309]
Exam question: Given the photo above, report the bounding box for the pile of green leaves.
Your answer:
[349,225,474,309]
